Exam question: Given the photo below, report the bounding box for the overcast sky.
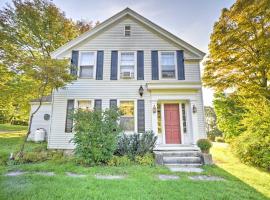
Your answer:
[0,0,236,106]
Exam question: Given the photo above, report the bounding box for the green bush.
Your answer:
[231,98,270,170]
[115,131,157,159]
[107,155,132,166]
[72,108,122,165]
[215,136,225,143]
[197,139,212,153]
[17,151,48,163]
[135,153,155,166]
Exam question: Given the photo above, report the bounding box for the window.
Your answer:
[78,100,91,110]
[157,103,162,134]
[79,52,95,78]
[160,52,176,78]
[124,25,131,36]
[120,101,134,131]
[120,52,135,79]
[181,103,187,133]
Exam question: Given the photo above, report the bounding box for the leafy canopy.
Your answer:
[203,0,270,98]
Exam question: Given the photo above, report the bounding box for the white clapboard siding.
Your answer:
[48,17,205,149]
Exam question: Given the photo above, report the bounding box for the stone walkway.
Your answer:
[168,166,204,173]
[158,174,180,180]
[4,170,225,182]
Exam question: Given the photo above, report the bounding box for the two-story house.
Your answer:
[30,8,206,155]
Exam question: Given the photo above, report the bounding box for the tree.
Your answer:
[0,0,80,156]
[76,20,100,34]
[213,93,245,140]
[204,106,222,141]
[203,0,270,99]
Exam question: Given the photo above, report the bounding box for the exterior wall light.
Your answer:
[192,105,197,113]
[139,85,144,97]
[153,104,157,113]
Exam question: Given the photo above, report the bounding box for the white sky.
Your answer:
[0,0,236,106]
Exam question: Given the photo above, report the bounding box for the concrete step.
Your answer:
[163,156,202,164]
[165,163,203,168]
[154,146,200,151]
[157,151,201,157]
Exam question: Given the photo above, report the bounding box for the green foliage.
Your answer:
[72,108,122,166]
[231,97,270,170]
[213,93,245,140]
[135,153,155,166]
[115,131,157,160]
[203,0,270,99]
[215,136,225,143]
[197,139,212,153]
[204,106,223,141]
[107,155,132,166]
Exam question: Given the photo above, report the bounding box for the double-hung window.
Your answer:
[79,52,95,78]
[160,52,176,79]
[120,52,135,79]
[119,101,135,132]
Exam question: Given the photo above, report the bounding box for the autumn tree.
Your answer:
[203,0,270,99]
[0,0,82,155]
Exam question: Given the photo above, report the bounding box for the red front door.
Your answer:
[164,104,181,144]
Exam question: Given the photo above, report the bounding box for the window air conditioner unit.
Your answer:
[121,71,134,79]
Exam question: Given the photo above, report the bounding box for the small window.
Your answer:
[124,25,131,36]
[120,101,134,131]
[79,52,95,78]
[157,103,162,134]
[120,52,135,79]
[78,100,91,110]
[181,103,187,133]
[160,52,176,79]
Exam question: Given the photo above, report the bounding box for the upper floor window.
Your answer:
[124,25,131,36]
[79,52,95,78]
[160,52,176,79]
[120,52,135,79]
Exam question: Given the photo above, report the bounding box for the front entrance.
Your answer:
[164,104,181,144]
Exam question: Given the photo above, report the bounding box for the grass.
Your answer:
[0,132,269,200]
[0,123,28,132]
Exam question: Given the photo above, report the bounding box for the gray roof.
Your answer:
[31,95,52,103]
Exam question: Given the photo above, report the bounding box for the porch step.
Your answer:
[158,151,201,157]
[163,156,201,164]
[165,163,203,167]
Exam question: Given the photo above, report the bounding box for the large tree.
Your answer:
[203,0,270,98]
[0,0,83,155]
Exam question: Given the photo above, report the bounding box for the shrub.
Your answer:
[135,153,155,166]
[107,155,132,166]
[197,139,212,153]
[72,108,122,165]
[17,151,48,163]
[215,136,225,143]
[115,131,157,159]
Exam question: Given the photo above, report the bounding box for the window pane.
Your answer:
[80,66,93,78]
[78,100,91,110]
[181,103,187,133]
[120,101,134,131]
[157,103,162,134]
[80,52,95,66]
[121,52,134,66]
[161,52,174,65]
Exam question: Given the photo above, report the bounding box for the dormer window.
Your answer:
[124,25,131,36]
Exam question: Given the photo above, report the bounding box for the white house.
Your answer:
[31,8,206,158]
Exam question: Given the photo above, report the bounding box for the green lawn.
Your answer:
[0,123,28,131]
[0,132,269,200]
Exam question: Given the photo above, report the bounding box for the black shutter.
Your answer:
[110,99,117,108]
[110,51,118,80]
[137,51,144,80]
[151,51,159,80]
[71,51,78,77]
[94,99,102,111]
[65,99,74,133]
[137,100,145,133]
[96,51,104,80]
[177,50,185,80]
